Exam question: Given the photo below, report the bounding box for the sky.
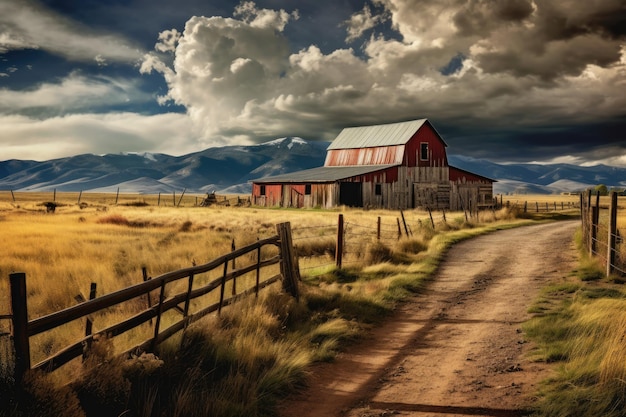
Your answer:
[1,0,625,167]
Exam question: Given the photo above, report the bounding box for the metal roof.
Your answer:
[252,164,398,183]
[327,119,428,150]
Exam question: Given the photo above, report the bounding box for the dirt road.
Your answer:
[278,221,579,417]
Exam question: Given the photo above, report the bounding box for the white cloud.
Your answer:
[344,5,387,42]
[233,1,299,31]
[155,29,181,53]
[0,0,143,62]
[0,73,151,114]
[0,113,198,161]
[142,0,625,151]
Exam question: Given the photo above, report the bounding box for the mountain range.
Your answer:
[0,137,624,195]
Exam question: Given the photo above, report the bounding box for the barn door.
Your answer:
[339,182,363,207]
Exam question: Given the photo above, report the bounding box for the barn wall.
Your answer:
[252,183,283,207]
[251,183,339,208]
[404,123,448,168]
[449,181,494,211]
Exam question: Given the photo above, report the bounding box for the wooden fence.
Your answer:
[580,191,625,277]
[6,222,299,386]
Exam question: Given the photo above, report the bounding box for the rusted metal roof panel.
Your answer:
[252,164,398,183]
[324,145,405,166]
[327,119,428,150]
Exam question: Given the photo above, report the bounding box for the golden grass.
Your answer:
[0,191,601,417]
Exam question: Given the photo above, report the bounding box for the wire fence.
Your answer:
[291,210,461,276]
[581,191,626,277]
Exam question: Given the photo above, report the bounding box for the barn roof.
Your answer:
[252,164,397,183]
[327,119,444,150]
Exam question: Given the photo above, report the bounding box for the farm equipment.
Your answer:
[199,192,250,207]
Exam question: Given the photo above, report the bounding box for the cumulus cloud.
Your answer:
[0,0,143,62]
[0,113,196,161]
[233,1,299,31]
[137,0,626,165]
[344,5,388,42]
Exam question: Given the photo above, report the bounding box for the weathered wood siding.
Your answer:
[252,183,282,207]
[253,183,338,208]
[450,182,494,211]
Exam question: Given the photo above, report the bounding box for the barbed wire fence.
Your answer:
[290,209,463,277]
[582,191,625,277]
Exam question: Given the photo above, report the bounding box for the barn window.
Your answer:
[305,184,311,195]
[420,143,429,161]
[375,184,382,196]
[260,185,266,196]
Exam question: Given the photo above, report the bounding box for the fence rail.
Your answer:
[7,222,298,385]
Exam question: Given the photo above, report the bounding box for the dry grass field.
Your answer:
[1,191,625,417]
[0,192,468,368]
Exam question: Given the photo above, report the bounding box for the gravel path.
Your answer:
[278,221,579,417]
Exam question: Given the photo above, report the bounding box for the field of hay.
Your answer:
[2,191,625,417]
[0,192,452,364]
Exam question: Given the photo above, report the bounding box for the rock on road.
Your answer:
[278,221,579,417]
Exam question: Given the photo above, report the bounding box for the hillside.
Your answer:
[0,139,624,194]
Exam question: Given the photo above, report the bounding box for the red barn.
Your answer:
[252,119,494,210]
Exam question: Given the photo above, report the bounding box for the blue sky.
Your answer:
[1,0,625,166]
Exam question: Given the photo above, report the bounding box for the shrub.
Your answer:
[365,242,394,264]
[398,238,428,254]
[96,214,130,226]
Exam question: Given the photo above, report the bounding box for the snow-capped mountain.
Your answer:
[0,139,624,195]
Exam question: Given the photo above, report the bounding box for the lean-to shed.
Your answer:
[252,119,494,210]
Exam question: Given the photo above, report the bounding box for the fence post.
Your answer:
[183,273,194,329]
[427,207,435,229]
[591,206,598,256]
[83,282,97,360]
[231,239,236,295]
[219,261,227,315]
[396,218,402,239]
[400,210,410,236]
[10,272,30,386]
[607,192,618,277]
[115,187,120,205]
[177,188,186,207]
[336,215,344,268]
[277,222,299,299]
[591,191,600,256]
[255,239,261,297]
[152,282,166,351]
[377,216,381,241]
[142,267,153,325]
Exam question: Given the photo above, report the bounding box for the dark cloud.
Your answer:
[439,117,626,164]
[467,0,626,80]
[453,0,534,36]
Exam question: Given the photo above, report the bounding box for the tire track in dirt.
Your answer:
[277,221,579,417]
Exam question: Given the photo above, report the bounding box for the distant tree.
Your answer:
[594,184,609,196]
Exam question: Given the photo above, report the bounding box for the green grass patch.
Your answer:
[523,256,626,416]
